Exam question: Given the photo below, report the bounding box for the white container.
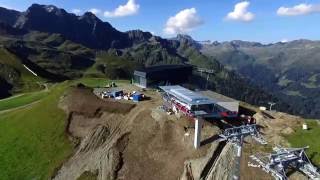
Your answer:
[302,124,308,130]
[259,106,267,111]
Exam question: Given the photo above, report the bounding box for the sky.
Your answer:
[0,0,320,43]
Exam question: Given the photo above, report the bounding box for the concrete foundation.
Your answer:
[194,118,203,149]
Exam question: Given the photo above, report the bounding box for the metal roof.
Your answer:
[200,90,238,103]
[159,85,215,105]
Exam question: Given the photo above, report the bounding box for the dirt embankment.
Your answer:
[54,85,221,180]
[62,86,135,117]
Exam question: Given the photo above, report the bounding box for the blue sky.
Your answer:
[0,0,320,43]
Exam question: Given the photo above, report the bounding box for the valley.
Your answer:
[201,40,320,118]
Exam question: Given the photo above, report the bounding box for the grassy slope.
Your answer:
[74,77,130,88]
[286,120,320,165]
[84,53,139,79]
[0,82,73,180]
[0,90,48,111]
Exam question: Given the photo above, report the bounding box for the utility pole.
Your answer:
[197,68,214,90]
[205,73,210,90]
[268,102,276,111]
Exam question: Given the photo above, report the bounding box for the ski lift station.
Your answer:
[133,65,193,88]
[159,85,239,118]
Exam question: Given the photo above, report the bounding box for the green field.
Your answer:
[286,120,320,165]
[0,82,73,180]
[74,78,130,88]
[0,78,131,179]
[0,91,48,112]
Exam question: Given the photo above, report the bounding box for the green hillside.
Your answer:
[0,90,48,112]
[201,40,320,118]
[0,82,73,179]
[286,120,320,166]
[0,47,43,93]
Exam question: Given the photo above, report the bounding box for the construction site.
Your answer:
[52,82,320,180]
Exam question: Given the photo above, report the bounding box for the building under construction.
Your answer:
[159,85,239,118]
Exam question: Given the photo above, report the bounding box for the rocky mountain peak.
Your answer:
[79,12,100,22]
[26,4,68,17]
[175,34,195,42]
[0,7,21,26]
[126,30,153,43]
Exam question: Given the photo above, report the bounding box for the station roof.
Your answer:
[159,85,215,105]
[200,90,238,103]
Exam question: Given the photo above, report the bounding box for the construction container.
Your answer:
[112,90,123,97]
[132,92,143,102]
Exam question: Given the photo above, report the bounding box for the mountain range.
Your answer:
[200,39,320,117]
[1,4,318,117]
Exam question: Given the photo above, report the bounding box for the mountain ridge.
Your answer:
[200,37,320,117]
[0,4,301,117]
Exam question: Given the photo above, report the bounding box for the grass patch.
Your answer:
[277,76,293,87]
[301,82,318,89]
[0,91,48,111]
[75,78,130,88]
[285,120,320,166]
[285,90,305,97]
[0,82,73,180]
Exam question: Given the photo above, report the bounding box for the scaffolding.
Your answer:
[249,146,320,180]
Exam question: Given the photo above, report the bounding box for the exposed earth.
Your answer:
[54,84,221,180]
[52,83,314,180]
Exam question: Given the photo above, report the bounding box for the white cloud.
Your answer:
[104,0,140,18]
[164,8,203,35]
[277,3,320,16]
[89,8,101,15]
[281,39,289,43]
[71,9,82,15]
[226,1,255,22]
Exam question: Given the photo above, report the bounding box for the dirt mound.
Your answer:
[117,111,212,180]
[254,111,303,146]
[55,85,220,180]
[64,86,135,117]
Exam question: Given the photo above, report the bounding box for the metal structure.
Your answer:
[249,146,320,180]
[196,68,214,90]
[268,102,276,111]
[219,124,267,150]
[217,124,267,180]
[197,67,215,74]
